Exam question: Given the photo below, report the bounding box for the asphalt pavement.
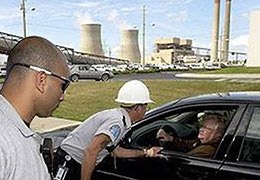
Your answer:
[112,72,260,83]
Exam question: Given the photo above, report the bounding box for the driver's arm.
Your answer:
[112,146,163,158]
[157,129,196,150]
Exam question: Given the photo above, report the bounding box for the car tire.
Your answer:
[71,74,79,82]
[101,74,109,81]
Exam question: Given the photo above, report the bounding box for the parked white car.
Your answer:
[107,65,120,72]
[174,64,189,70]
[91,64,110,72]
[188,63,204,70]
[116,64,128,72]
[128,63,144,71]
[204,63,221,70]
[158,63,172,70]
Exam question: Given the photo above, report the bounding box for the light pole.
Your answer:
[21,0,26,38]
[20,0,35,38]
[142,5,146,65]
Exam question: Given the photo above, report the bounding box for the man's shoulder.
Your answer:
[0,112,12,127]
[97,108,123,119]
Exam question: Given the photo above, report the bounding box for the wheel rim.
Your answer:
[101,74,109,81]
[72,75,78,82]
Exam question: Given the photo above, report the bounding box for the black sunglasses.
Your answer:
[11,63,70,92]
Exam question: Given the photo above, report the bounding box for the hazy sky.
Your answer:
[1,0,260,60]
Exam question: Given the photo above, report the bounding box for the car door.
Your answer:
[93,103,245,180]
[79,65,96,79]
[88,67,100,79]
[78,65,88,79]
[218,104,260,180]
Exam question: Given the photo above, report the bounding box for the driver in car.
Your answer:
[156,113,226,158]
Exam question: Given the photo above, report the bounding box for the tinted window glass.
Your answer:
[240,107,260,164]
[79,66,89,71]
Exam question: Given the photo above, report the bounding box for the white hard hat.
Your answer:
[115,80,154,104]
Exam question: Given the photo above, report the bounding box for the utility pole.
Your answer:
[108,47,111,63]
[142,5,146,65]
[21,0,26,38]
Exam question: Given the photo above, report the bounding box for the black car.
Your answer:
[42,92,260,180]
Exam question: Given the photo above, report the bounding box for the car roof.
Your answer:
[147,91,260,117]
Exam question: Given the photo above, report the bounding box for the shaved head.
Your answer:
[6,36,66,81]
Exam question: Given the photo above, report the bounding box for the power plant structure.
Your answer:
[247,10,260,67]
[210,0,232,62]
[210,0,221,62]
[80,24,104,56]
[118,29,141,63]
[148,37,194,64]
[221,0,232,61]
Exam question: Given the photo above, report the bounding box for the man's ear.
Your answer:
[35,72,48,93]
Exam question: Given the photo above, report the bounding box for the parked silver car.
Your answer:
[69,64,114,82]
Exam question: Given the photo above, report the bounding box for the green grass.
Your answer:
[52,80,260,121]
[200,67,260,74]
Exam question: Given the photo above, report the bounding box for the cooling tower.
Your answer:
[80,24,104,56]
[247,10,260,67]
[118,29,141,63]
[210,0,221,61]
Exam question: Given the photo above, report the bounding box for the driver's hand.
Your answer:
[156,129,173,142]
[145,147,164,157]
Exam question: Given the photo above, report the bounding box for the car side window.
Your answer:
[78,66,89,71]
[128,106,236,159]
[240,107,260,164]
[79,66,84,71]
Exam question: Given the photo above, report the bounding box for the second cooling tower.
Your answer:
[80,24,104,56]
[118,29,141,63]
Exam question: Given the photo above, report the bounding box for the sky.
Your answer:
[1,0,260,62]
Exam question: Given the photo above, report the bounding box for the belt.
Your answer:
[54,147,81,180]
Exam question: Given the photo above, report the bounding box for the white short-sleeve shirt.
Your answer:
[0,95,51,180]
[61,108,131,164]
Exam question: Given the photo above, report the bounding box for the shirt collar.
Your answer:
[0,94,36,138]
[119,108,132,129]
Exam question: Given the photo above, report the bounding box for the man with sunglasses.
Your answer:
[0,36,70,180]
[53,80,163,180]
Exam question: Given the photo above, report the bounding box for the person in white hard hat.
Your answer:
[53,80,163,180]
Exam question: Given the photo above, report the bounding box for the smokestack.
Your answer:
[247,10,260,67]
[80,24,104,56]
[210,0,221,62]
[118,29,141,63]
[221,0,231,61]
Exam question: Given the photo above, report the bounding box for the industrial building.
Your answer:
[247,10,260,67]
[147,37,194,64]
